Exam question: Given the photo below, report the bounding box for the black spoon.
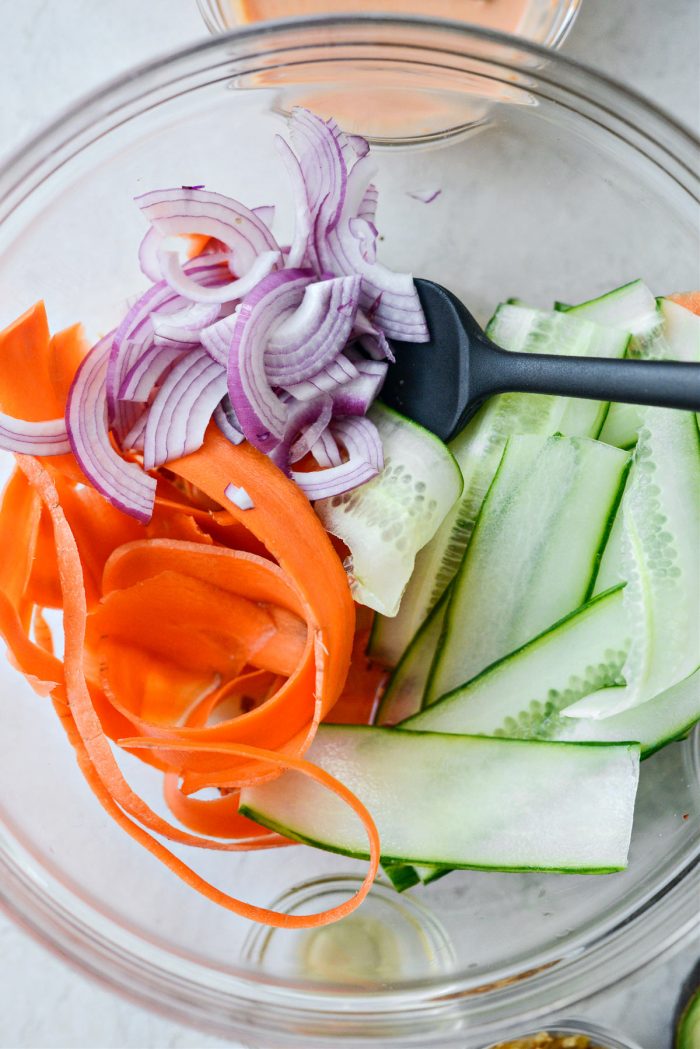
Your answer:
[381,279,700,442]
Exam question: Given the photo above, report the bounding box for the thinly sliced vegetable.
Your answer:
[561,282,687,450]
[287,108,428,341]
[0,413,70,455]
[556,279,660,349]
[119,343,184,404]
[283,353,359,401]
[564,407,700,719]
[171,427,356,729]
[2,453,373,929]
[265,274,360,381]
[425,434,630,704]
[66,335,157,524]
[136,186,281,303]
[316,403,463,616]
[227,268,314,449]
[669,290,700,314]
[274,135,311,269]
[225,483,255,511]
[107,256,230,423]
[142,349,227,469]
[406,586,629,739]
[293,414,382,499]
[152,301,220,343]
[214,396,244,445]
[371,305,630,666]
[200,312,237,367]
[241,725,640,873]
[675,963,700,1049]
[547,668,700,758]
[373,590,449,725]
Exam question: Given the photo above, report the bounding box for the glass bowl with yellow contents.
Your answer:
[485,1022,643,1049]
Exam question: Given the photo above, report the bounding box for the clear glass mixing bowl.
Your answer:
[0,16,698,1048]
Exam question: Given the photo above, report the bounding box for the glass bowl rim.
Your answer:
[195,0,586,51]
[0,13,699,1042]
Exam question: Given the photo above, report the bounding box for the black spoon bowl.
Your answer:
[381,279,700,443]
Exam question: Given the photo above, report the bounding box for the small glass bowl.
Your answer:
[483,1020,643,1048]
[196,0,582,50]
[0,15,698,1048]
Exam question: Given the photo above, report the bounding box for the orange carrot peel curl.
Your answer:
[5,453,377,927]
[0,302,381,926]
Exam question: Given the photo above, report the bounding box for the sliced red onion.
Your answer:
[328,118,370,177]
[158,246,280,305]
[343,155,379,222]
[252,204,275,229]
[335,414,384,471]
[311,428,342,469]
[317,224,428,340]
[200,311,238,368]
[122,410,148,453]
[283,353,359,401]
[287,110,427,341]
[119,343,186,403]
[151,301,220,343]
[292,416,383,500]
[136,187,281,303]
[108,255,232,430]
[347,351,391,379]
[109,284,175,417]
[265,274,360,384]
[290,109,346,233]
[137,187,279,255]
[269,395,332,473]
[0,413,70,455]
[357,183,378,225]
[224,483,255,511]
[348,217,378,266]
[214,396,244,445]
[406,188,442,204]
[331,364,387,417]
[138,227,163,282]
[289,397,333,464]
[275,136,312,270]
[138,229,232,283]
[66,335,156,523]
[351,309,394,363]
[345,133,370,160]
[153,334,201,353]
[143,349,228,470]
[227,268,314,451]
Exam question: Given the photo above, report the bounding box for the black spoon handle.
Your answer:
[473,339,700,412]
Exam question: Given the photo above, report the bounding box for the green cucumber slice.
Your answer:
[558,280,665,450]
[552,668,700,758]
[368,306,630,666]
[315,403,463,617]
[556,279,660,343]
[381,861,421,892]
[599,294,698,447]
[240,726,640,873]
[676,966,700,1049]
[424,434,630,705]
[404,588,700,758]
[406,585,628,736]
[565,408,700,720]
[373,590,449,726]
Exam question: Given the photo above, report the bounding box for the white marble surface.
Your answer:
[0,1,698,1047]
